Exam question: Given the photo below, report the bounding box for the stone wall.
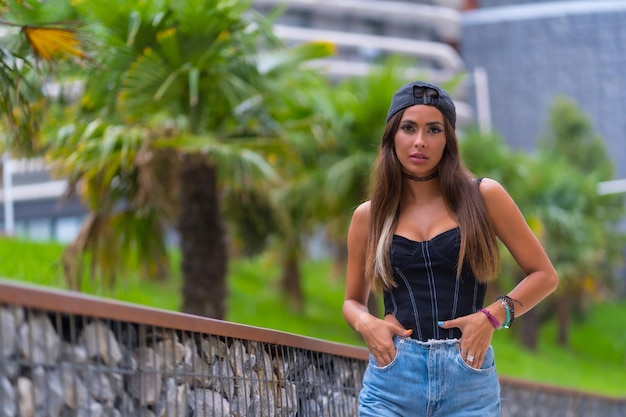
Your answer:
[500,378,626,417]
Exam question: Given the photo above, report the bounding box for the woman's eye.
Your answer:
[428,127,442,134]
[401,125,415,133]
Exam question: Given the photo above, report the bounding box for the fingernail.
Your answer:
[438,321,444,327]
[406,329,413,335]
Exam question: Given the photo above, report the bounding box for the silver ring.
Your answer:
[467,355,475,362]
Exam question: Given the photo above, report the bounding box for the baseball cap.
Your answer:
[386,80,456,128]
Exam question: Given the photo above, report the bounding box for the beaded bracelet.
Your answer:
[496,295,522,328]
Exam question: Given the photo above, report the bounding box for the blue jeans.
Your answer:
[359,337,500,417]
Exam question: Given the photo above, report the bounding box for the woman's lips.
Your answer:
[409,153,428,163]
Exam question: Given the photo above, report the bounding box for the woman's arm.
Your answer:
[343,201,373,331]
[439,178,558,369]
[342,201,411,366]
[479,178,559,322]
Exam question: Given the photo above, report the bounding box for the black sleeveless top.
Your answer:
[383,227,487,342]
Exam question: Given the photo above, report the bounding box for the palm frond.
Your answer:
[257,41,335,75]
[0,44,42,153]
[169,0,253,38]
[50,120,178,288]
[63,208,171,290]
[22,25,88,61]
[325,151,373,203]
[162,134,281,187]
[156,27,182,68]
[117,47,177,120]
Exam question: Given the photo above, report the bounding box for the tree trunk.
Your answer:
[331,238,348,281]
[555,295,571,347]
[518,305,539,350]
[517,272,540,350]
[179,153,228,319]
[280,251,304,312]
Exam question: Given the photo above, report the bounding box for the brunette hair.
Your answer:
[364,110,500,294]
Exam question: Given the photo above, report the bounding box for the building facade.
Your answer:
[1,158,84,242]
[462,0,626,179]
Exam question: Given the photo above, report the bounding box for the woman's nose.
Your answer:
[413,131,425,148]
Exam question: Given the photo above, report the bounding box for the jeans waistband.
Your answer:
[396,336,460,349]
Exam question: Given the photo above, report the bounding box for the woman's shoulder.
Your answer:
[348,201,372,241]
[476,177,517,209]
[352,200,371,220]
[476,177,506,196]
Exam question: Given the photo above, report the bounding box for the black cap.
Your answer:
[386,80,456,128]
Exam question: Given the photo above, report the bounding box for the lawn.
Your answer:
[1,237,625,397]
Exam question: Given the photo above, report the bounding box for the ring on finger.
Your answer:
[466,354,475,362]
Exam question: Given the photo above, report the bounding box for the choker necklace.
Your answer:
[402,171,439,182]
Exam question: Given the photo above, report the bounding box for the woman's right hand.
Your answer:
[343,203,412,366]
[358,313,412,367]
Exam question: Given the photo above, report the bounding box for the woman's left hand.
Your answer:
[438,311,495,369]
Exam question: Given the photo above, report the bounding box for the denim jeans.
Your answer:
[359,337,500,417]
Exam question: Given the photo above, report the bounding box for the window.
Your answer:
[55,216,83,243]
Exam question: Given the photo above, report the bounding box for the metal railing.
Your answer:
[0,280,367,417]
[1,280,625,417]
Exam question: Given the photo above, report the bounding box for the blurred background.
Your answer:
[1,0,625,397]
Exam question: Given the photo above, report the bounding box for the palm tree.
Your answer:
[48,0,275,317]
[535,97,626,346]
[49,0,333,319]
[520,155,612,347]
[256,60,335,311]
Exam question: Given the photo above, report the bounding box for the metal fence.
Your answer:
[0,281,366,417]
[1,280,626,417]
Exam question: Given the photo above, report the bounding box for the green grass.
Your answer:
[492,320,626,396]
[1,237,625,397]
[0,237,183,311]
[0,238,67,286]
[226,255,363,346]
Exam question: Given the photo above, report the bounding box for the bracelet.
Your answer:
[498,300,511,329]
[496,295,522,327]
[480,308,501,329]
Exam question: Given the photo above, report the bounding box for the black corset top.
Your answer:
[383,227,487,342]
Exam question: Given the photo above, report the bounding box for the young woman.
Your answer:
[343,80,558,416]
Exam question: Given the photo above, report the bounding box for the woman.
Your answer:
[343,80,558,416]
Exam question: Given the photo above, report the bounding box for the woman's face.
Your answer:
[393,104,446,177]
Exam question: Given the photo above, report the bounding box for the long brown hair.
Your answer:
[364,109,500,294]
